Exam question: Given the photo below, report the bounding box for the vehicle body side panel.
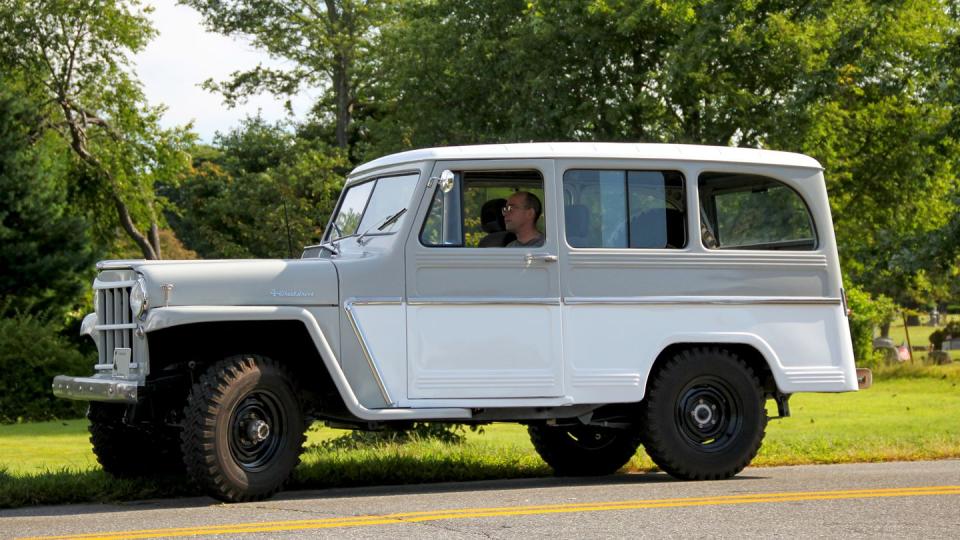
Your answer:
[561,303,857,404]
[554,159,855,401]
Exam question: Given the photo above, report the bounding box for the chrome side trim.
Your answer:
[565,252,829,268]
[343,298,396,406]
[347,297,403,306]
[408,297,561,306]
[563,296,842,306]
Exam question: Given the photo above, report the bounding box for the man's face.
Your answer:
[503,194,533,233]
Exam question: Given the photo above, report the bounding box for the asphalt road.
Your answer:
[4,460,959,539]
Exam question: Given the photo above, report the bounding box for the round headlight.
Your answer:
[130,278,148,319]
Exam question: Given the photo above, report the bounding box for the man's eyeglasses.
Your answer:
[501,204,528,215]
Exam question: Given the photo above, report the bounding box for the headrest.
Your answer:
[481,198,507,233]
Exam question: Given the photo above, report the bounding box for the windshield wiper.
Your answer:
[377,208,408,231]
[357,208,407,245]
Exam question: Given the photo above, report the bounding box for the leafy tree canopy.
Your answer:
[0,0,195,259]
[165,116,346,259]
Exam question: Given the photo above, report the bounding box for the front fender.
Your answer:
[143,306,471,421]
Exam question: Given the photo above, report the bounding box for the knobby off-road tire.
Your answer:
[640,347,767,480]
[528,423,643,476]
[88,402,184,478]
[180,355,307,502]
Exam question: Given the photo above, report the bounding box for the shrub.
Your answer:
[930,321,960,350]
[845,283,897,367]
[0,314,92,423]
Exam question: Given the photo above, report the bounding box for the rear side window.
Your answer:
[698,173,816,250]
[562,170,686,249]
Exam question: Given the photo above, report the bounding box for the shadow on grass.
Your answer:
[0,449,720,513]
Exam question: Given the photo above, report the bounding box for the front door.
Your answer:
[404,160,563,400]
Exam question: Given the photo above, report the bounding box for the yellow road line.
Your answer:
[21,485,960,540]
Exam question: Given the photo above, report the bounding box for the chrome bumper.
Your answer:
[52,375,139,403]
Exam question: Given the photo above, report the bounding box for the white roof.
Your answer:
[350,142,822,178]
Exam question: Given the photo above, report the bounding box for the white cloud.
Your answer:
[133,1,316,142]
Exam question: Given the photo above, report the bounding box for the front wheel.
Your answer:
[528,423,642,476]
[640,347,767,480]
[180,355,307,502]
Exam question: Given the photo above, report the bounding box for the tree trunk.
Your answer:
[60,102,161,260]
[333,55,350,149]
[880,322,891,337]
[326,0,353,149]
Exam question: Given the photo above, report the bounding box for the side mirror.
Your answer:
[439,170,455,193]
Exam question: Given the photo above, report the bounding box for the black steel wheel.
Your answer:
[88,402,183,478]
[528,423,642,476]
[180,355,306,502]
[641,347,767,480]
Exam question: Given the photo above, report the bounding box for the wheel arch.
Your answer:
[646,335,786,400]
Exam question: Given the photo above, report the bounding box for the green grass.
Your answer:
[2,369,959,508]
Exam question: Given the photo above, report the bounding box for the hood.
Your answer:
[101,259,339,307]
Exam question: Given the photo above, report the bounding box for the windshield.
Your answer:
[328,173,419,241]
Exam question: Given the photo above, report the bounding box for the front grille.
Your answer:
[96,285,135,368]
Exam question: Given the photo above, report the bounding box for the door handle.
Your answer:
[524,254,559,265]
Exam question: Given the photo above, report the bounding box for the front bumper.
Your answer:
[52,375,139,403]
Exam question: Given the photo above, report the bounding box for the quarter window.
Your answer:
[562,170,686,249]
[698,173,816,250]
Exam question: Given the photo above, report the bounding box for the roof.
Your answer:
[349,142,823,178]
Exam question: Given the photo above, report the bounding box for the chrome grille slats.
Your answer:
[95,283,135,371]
[120,291,129,348]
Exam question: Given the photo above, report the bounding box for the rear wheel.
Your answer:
[528,423,642,476]
[640,347,767,480]
[180,354,306,502]
[88,402,183,478]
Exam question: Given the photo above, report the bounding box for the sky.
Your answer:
[133,2,315,143]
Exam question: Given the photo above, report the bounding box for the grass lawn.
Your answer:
[2,367,959,508]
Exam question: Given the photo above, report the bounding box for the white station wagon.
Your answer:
[53,143,863,502]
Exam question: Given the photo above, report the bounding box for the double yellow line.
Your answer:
[22,485,960,540]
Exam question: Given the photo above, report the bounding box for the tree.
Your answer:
[786,1,960,304]
[182,0,387,154]
[373,0,959,300]
[166,117,346,259]
[0,80,99,318]
[0,0,194,260]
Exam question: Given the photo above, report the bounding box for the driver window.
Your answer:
[420,170,545,248]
